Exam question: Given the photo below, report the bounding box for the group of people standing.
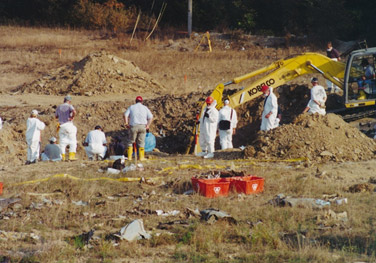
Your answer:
[197,76,328,158]
[25,95,153,164]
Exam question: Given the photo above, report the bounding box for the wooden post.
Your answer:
[188,0,192,37]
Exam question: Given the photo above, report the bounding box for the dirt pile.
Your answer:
[0,123,24,164]
[16,51,165,96]
[245,113,376,162]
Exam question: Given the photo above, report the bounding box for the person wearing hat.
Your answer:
[83,125,107,161]
[26,110,45,164]
[55,94,77,161]
[124,96,153,161]
[218,99,238,150]
[196,96,219,158]
[303,77,327,115]
[41,137,62,162]
[260,85,278,131]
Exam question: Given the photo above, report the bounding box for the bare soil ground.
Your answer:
[0,26,376,263]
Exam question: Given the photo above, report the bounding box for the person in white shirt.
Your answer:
[260,85,278,131]
[84,125,107,160]
[303,77,327,115]
[124,96,153,161]
[26,110,45,164]
[218,99,238,149]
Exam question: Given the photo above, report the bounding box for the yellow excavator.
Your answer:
[187,46,376,154]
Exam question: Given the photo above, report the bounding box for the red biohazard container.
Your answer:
[232,176,264,194]
[191,178,230,198]
[0,182,3,195]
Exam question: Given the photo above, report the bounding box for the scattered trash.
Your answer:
[112,158,125,170]
[71,229,95,247]
[317,209,348,225]
[107,168,121,175]
[109,155,126,161]
[0,182,3,195]
[122,163,144,173]
[72,200,89,206]
[200,208,237,224]
[369,177,376,184]
[0,230,40,242]
[0,197,21,212]
[157,220,189,230]
[335,198,348,205]
[269,194,331,209]
[347,183,374,193]
[183,190,195,195]
[113,219,151,241]
[156,210,180,217]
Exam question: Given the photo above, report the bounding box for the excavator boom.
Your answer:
[212,52,345,109]
[187,49,376,154]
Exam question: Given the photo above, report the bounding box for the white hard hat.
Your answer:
[224,99,230,105]
[31,109,38,116]
[49,136,57,143]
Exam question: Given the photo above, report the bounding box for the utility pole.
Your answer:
[188,0,192,37]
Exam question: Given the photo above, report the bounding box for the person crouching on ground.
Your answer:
[55,95,78,161]
[41,136,62,162]
[197,96,219,158]
[26,109,45,165]
[83,125,107,161]
[303,77,327,115]
[124,96,153,161]
[260,85,278,131]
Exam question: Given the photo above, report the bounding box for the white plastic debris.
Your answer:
[156,210,180,217]
[72,200,88,206]
[107,168,121,174]
[115,219,151,241]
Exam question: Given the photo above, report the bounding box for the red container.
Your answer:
[232,176,264,194]
[191,178,230,198]
[0,182,3,195]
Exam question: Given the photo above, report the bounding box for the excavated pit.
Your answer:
[2,52,375,164]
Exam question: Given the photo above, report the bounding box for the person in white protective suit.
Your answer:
[196,96,219,158]
[218,99,238,149]
[26,109,45,164]
[260,85,278,131]
[303,77,327,115]
[84,125,107,160]
[55,95,77,161]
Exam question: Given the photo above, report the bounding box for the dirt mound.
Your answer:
[16,51,165,96]
[0,123,25,164]
[245,113,376,162]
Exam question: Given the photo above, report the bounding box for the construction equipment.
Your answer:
[187,47,376,154]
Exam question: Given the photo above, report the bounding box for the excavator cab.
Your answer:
[344,47,376,108]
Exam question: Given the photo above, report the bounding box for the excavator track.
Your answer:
[341,109,376,122]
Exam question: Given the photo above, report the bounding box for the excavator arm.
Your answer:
[186,52,346,154]
[211,52,345,109]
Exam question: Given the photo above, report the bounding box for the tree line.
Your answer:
[1,0,375,44]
